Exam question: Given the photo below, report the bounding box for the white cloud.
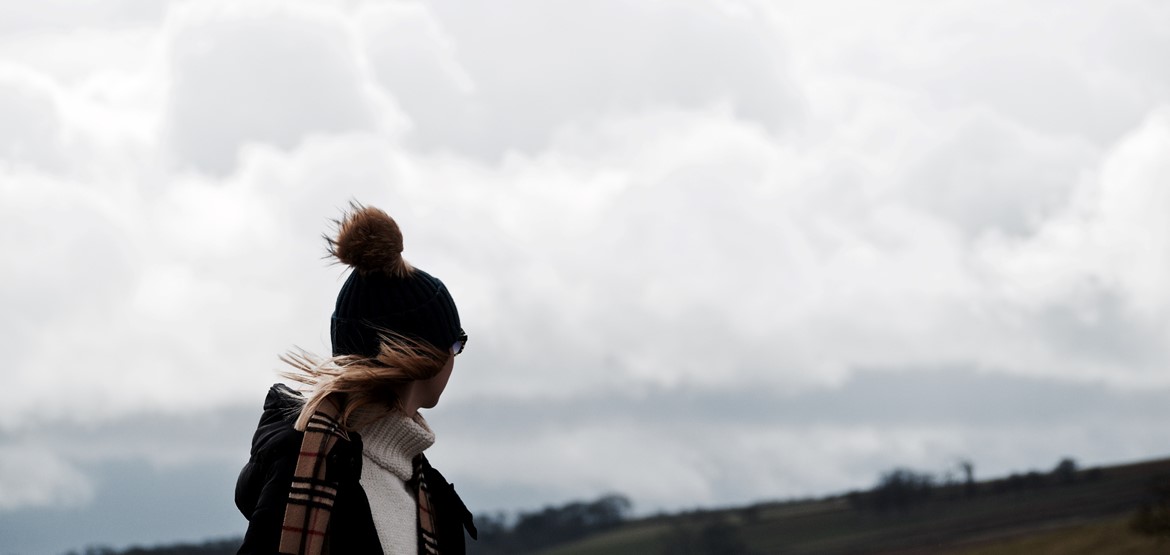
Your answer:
[160,1,404,174]
[0,65,67,170]
[0,0,166,36]
[768,0,1169,144]
[356,2,475,149]
[977,106,1170,334]
[392,0,800,157]
[964,107,1170,385]
[1087,107,1170,312]
[901,109,1097,238]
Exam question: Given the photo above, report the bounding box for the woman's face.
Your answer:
[417,355,455,409]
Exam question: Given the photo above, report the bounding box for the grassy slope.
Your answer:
[537,457,1170,555]
[945,515,1165,555]
[539,522,672,555]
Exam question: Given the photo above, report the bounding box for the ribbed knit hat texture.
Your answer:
[327,204,461,358]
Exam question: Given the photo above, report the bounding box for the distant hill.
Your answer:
[66,456,1170,555]
[532,456,1170,555]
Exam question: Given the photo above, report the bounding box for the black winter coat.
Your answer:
[236,385,476,555]
[235,384,383,554]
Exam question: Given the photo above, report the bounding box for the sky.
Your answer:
[1,0,1169,553]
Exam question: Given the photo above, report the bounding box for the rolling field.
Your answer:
[535,457,1170,555]
[944,516,1164,555]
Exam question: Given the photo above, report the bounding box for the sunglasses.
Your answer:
[451,330,468,356]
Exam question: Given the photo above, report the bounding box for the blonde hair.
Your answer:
[279,332,447,432]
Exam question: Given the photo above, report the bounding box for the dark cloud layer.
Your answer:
[434,368,1170,433]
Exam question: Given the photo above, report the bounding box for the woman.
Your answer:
[236,204,476,555]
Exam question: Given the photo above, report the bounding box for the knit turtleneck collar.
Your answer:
[359,410,435,482]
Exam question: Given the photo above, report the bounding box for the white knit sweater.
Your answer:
[359,411,435,555]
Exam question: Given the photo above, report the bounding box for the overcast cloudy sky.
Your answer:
[2,0,1169,553]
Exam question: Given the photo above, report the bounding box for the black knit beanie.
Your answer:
[327,204,461,358]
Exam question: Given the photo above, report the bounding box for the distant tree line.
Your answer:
[469,493,632,554]
[986,457,1102,495]
[848,457,1102,513]
[63,538,241,555]
[856,467,938,513]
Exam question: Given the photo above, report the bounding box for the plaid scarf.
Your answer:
[278,400,348,555]
[414,456,441,555]
[413,453,478,555]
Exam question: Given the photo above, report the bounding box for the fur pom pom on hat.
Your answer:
[326,205,412,278]
[327,203,461,358]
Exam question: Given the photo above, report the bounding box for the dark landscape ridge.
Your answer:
[66,455,1170,555]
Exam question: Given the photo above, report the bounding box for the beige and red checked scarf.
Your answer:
[413,455,442,555]
[278,401,448,555]
[278,399,348,555]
